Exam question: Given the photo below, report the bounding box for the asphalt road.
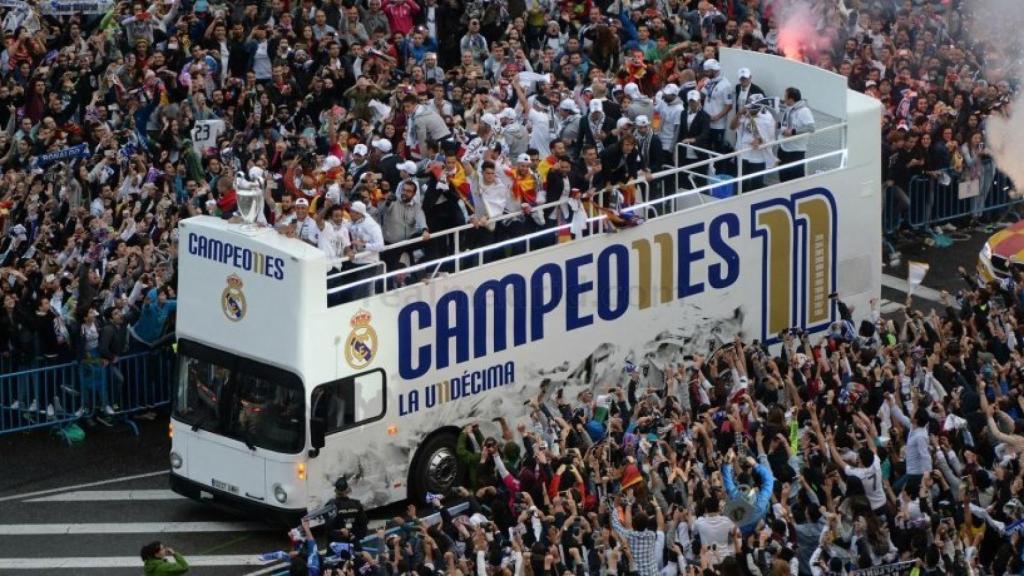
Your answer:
[0,415,404,576]
[880,225,990,314]
[0,222,1003,574]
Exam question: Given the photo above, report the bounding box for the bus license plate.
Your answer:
[211,478,239,494]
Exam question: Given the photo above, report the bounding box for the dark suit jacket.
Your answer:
[676,109,712,156]
[574,115,618,157]
[636,132,665,172]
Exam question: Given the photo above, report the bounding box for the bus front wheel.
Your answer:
[411,433,461,502]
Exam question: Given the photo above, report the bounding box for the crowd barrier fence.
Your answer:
[905,169,1019,230]
[0,348,176,443]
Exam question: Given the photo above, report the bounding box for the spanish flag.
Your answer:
[509,171,539,204]
[448,161,473,205]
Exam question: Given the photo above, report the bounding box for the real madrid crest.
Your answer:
[344,310,378,369]
[221,274,247,322]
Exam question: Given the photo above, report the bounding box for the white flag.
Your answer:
[907,261,929,295]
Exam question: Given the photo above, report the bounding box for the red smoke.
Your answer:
[773,0,834,62]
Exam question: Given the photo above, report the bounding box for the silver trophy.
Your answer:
[234,167,265,229]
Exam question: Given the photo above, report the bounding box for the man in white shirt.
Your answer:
[692,497,736,558]
[777,87,816,182]
[700,59,733,152]
[345,201,386,298]
[317,204,352,268]
[835,445,887,516]
[292,197,320,246]
[653,83,685,153]
[348,201,385,265]
[524,94,554,158]
[731,94,777,192]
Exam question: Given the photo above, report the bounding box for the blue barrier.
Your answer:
[907,169,1019,229]
[0,349,176,443]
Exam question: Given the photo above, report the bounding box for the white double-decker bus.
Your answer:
[169,49,881,521]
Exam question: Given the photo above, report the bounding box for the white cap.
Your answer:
[481,112,499,130]
[398,161,418,174]
[350,200,367,215]
[635,115,650,127]
[353,143,368,156]
[295,197,309,207]
[662,83,679,96]
[616,117,633,129]
[516,153,532,164]
[320,155,341,172]
[247,166,265,182]
[624,82,641,99]
[738,67,752,79]
[687,90,701,102]
[372,138,392,153]
[589,99,603,114]
[703,58,720,71]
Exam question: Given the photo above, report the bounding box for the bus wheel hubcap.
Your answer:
[427,448,457,489]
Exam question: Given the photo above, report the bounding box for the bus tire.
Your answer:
[410,432,460,503]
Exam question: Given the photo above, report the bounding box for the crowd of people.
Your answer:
[0,0,1018,572]
[273,288,1024,576]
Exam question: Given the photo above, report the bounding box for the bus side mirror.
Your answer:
[310,416,326,457]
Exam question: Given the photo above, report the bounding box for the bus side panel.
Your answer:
[306,152,881,507]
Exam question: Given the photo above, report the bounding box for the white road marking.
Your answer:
[0,521,275,535]
[243,562,290,576]
[0,470,167,503]
[880,274,955,307]
[878,299,904,314]
[0,555,272,569]
[26,489,184,502]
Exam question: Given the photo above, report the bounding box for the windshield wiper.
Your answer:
[242,428,256,451]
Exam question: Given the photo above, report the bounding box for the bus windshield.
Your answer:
[173,342,305,454]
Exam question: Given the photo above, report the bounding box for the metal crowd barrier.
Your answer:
[266,501,471,576]
[0,349,176,443]
[906,168,1019,229]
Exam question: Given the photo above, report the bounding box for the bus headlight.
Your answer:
[273,484,289,504]
[169,452,183,470]
[982,242,992,262]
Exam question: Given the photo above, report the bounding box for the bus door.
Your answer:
[308,369,387,500]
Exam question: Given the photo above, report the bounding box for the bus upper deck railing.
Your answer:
[324,121,849,306]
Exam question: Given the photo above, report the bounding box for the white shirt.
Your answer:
[779,101,816,153]
[844,454,886,510]
[654,95,684,152]
[692,515,736,557]
[350,215,385,264]
[736,110,777,165]
[318,219,352,262]
[427,99,453,117]
[425,5,437,39]
[294,215,320,246]
[527,107,553,157]
[472,161,517,222]
[218,40,230,85]
[702,75,733,130]
[253,41,272,80]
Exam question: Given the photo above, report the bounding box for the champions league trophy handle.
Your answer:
[234,168,266,229]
